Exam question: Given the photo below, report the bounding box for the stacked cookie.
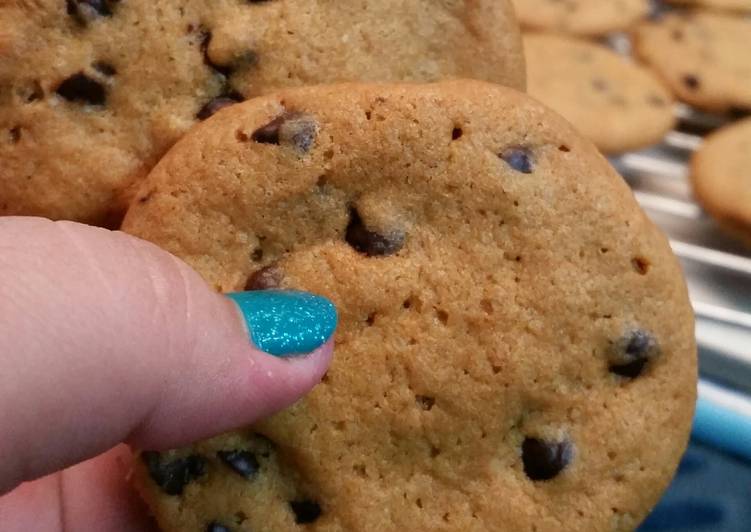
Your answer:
[634,10,751,114]
[0,0,524,225]
[1,2,699,531]
[634,7,751,242]
[517,0,751,243]
[514,0,678,154]
[524,33,675,154]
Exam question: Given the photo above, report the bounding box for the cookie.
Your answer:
[691,117,751,241]
[0,1,524,226]
[524,33,675,154]
[664,0,751,12]
[511,0,650,37]
[123,80,696,532]
[634,11,751,113]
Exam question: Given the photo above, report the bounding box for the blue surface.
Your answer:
[226,290,337,356]
[639,441,751,531]
[692,397,751,463]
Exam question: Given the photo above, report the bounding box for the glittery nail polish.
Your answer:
[226,290,337,357]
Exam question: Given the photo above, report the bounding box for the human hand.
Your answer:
[0,217,336,531]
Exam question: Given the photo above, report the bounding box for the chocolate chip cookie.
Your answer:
[123,80,696,532]
[634,11,751,113]
[691,117,751,242]
[524,33,675,154]
[512,0,650,36]
[0,1,524,225]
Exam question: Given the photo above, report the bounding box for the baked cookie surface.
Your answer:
[123,81,696,532]
[524,33,675,154]
[0,0,524,225]
[691,117,751,241]
[512,0,650,36]
[634,11,751,113]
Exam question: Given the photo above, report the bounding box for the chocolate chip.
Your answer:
[345,208,405,257]
[683,75,700,91]
[728,106,751,119]
[218,450,260,479]
[609,329,659,378]
[522,438,573,481]
[500,148,534,174]
[200,30,258,78]
[200,30,233,77]
[9,126,21,144]
[66,0,116,22]
[93,61,116,76]
[415,395,435,411]
[196,93,244,120]
[281,113,318,152]
[142,451,206,496]
[207,523,231,532]
[250,112,318,152]
[56,73,106,105]
[250,432,276,457]
[251,115,284,144]
[289,500,322,524]
[245,265,283,290]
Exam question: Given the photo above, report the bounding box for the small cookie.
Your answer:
[664,0,751,12]
[0,1,524,225]
[524,33,675,153]
[634,11,751,113]
[512,0,650,37]
[691,117,751,241]
[123,81,696,532]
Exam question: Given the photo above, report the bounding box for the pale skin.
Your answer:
[0,217,334,530]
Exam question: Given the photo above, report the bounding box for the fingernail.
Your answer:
[226,290,337,357]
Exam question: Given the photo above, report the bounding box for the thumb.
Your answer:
[0,217,336,495]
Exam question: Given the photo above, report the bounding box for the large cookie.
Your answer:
[123,81,696,532]
[524,33,675,154]
[691,117,751,242]
[0,0,524,225]
[634,11,751,113]
[512,0,650,37]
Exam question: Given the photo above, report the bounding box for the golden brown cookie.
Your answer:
[524,33,675,153]
[634,11,751,113]
[512,0,650,36]
[0,0,524,225]
[123,81,696,532]
[691,117,751,242]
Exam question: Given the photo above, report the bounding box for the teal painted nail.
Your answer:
[226,290,337,357]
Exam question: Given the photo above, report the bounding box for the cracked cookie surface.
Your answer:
[0,0,524,225]
[123,80,696,532]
